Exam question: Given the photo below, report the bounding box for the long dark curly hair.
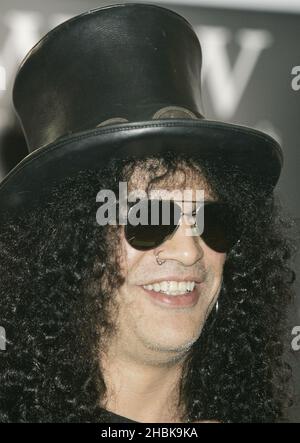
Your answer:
[0,150,296,423]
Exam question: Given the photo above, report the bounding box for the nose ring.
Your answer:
[155,252,166,266]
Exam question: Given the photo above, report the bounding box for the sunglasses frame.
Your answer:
[123,198,238,253]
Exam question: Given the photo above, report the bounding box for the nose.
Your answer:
[154,217,204,266]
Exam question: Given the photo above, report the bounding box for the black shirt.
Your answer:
[99,408,139,423]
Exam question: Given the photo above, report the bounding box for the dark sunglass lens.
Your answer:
[125,200,181,251]
[197,203,234,253]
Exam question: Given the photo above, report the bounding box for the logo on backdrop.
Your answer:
[196,26,273,119]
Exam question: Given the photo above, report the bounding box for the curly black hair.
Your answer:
[0,151,296,423]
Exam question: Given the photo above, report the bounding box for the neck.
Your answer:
[100,343,187,423]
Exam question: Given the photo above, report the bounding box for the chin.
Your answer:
[144,329,202,354]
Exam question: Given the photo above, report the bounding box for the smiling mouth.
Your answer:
[143,280,196,296]
[141,280,201,308]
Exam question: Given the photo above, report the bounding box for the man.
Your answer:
[0,4,295,423]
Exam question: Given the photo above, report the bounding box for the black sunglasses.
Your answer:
[123,199,238,253]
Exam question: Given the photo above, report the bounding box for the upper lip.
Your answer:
[140,276,205,285]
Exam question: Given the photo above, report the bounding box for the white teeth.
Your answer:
[160,281,168,292]
[188,282,195,291]
[143,280,196,296]
[178,282,186,291]
[170,281,178,291]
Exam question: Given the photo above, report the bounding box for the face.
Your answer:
[110,161,226,364]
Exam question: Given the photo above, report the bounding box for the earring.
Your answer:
[215,277,223,315]
[215,300,219,314]
[155,252,166,266]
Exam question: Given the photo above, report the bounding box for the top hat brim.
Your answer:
[0,119,283,221]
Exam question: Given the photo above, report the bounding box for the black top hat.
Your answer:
[0,3,283,219]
